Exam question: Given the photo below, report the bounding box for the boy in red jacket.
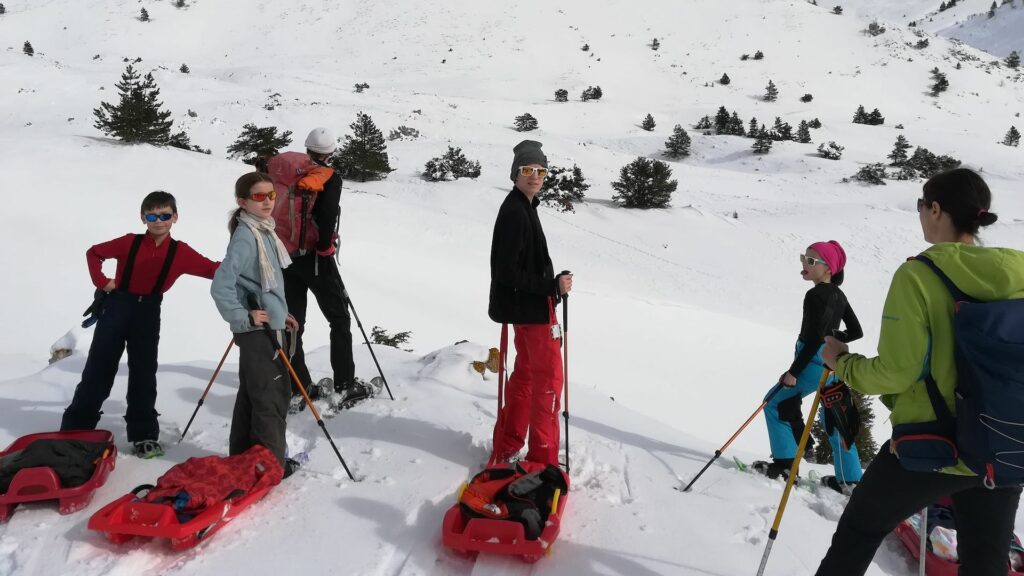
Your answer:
[61,191,219,458]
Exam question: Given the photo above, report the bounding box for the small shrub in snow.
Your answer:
[651,38,660,51]
[354,82,370,93]
[800,93,813,103]
[514,113,539,132]
[423,146,481,181]
[851,163,888,185]
[720,73,731,85]
[611,157,677,209]
[371,326,413,352]
[754,50,765,60]
[581,85,603,101]
[538,165,589,213]
[23,41,33,56]
[554,88,569,102]
[387,125,420,141]
[179,63,190,74]
[664,125,692,158]
[818,141,844,160]
[581,43,590,52]
[168,131,211,155]
[832,5,843,14]
[641,114,656,131]
[915,38,930,49]
[809,118,822,129]
[140,8,149,21]
[866,21,886,36]
[740,54,750,61]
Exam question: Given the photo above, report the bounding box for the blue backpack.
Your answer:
[915,255,1024,487]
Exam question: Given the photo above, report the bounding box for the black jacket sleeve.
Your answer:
[788,289,831,377]
[492,208,558,297]
[313,172,343,252]
[835,301,864,343]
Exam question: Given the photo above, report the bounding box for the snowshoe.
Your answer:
[820,475,857,495]
[330,377,380,412]
[133,440,164,459]
[288,378,333,414]
[750,459,793,481]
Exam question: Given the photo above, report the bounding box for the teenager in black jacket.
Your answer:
[488,140,573,466]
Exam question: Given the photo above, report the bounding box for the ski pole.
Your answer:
[561,272,571,473]
[178,337,234,443]
[756,369,831,576]
[343,288,395,401]
[681,383,785,492]
[247,295,355,481]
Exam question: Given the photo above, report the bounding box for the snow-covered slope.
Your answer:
[1,0,1023,574]
[938,3,1024,58]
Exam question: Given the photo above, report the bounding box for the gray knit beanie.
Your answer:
[510,140,548,182]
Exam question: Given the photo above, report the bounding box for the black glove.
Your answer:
[81,289,107,329]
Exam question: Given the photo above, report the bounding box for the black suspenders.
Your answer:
[118,234,179,295]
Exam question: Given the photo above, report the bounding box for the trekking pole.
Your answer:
[918,507,928,576]
[247,295,355,481]
[755,370,831,576]
[343,288,395,401]
[487,324,509,468]
[681,383,785,493]
[561,271,571,473]
[178,337,234,443]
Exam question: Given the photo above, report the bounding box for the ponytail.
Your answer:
[227,207,243,235]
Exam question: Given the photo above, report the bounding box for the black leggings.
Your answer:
[816,441,1021,576]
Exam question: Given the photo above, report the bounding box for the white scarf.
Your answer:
[237,211,292,292]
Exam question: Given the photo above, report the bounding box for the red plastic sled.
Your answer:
[895,519,1024,576]
[0,430,117,522]
[441,473,569,563]
[88,484,273,550]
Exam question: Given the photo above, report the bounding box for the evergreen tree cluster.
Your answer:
[423,146,481,181]
[938,0,960,11]
[538,165,590,213]
[853,135,962,184]
[331,111,392,182]
[852,105,885,125]
[387,125,420,141]
[94,64,175,146]
[915,38,930,49]
[514,113,539,132]
[712,106,746,136]
[611,157,677,208]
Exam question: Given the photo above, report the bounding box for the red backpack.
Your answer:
[266,152,334,255]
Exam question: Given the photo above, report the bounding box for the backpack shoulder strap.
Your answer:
[924,374,955,426]
[119,234,145,292]
[912,255,980,303]
[151,239,179,295]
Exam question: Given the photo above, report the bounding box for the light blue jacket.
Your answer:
[211,224,289,332]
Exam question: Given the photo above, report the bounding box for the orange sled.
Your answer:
[441,462,569,563]
[0,430,117,522]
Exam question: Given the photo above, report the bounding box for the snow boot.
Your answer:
[283,457,302,479]
[751,459,794,481]
[133,440,164,459]
[820,475,857,495]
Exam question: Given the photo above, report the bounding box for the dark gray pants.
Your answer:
[229,330,291,468]
[816,440,1021,576]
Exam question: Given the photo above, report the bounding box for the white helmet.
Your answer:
[304,127,336,154]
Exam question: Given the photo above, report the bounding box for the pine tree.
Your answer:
[930,72,949,96]
[611,157,677,208]
[140,7,149,21]
[651,38,660,51]
[1003,126,1021,147]
[0,4,6,15]
[554,88,569,102]
[514,113,539,132]
[695,116,713,130]
[867,108,885,125]
[833,5,843,15]
[538,165,589,213]
[714,106,731,134]
[818,141,844,160]
[764,79,779,102]
[93,64,175,145]
[772,117,792,141]
[1006,50,1021,69]
[23,41,33,56]
[852,105,868,124]
[748,117,759,138]
[720,73,731,85]
[796,120,812,143]
[639,114,655,131]
[727,112,745,136]
[809,118,822,129]
[423,146,481,181]
[179,63,190,74]
[989,1,997,16]
[665,125,692,159]
[332,111,392,182]
[888,135,912,165]
[752,128,773,154]
[226,124,293,164]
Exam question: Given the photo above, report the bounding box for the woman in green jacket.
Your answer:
[815,168,1024,576]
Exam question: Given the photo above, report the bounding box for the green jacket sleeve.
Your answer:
[837,263,930,396]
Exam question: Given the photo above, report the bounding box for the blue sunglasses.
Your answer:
[144,213,173,222]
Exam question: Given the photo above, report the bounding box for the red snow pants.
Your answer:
[491,300,564,466]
